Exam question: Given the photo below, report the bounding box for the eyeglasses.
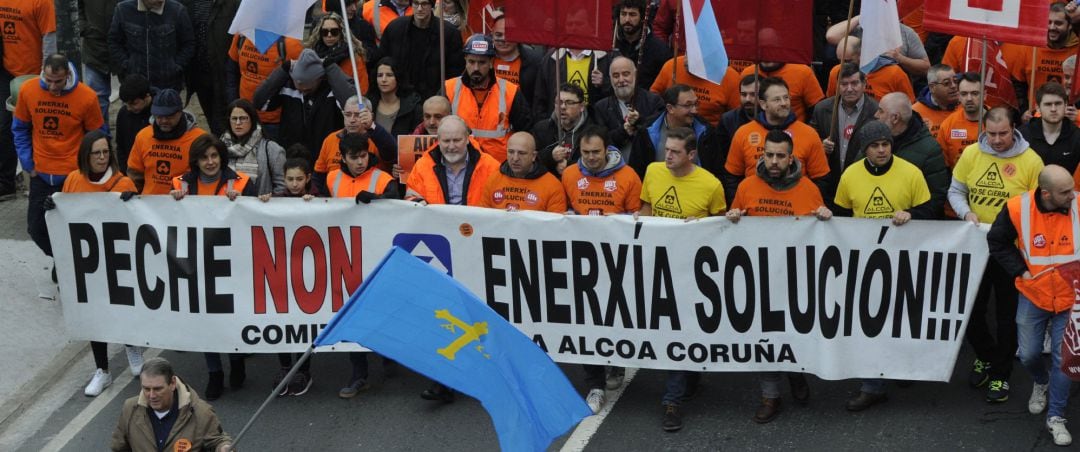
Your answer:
[321,28,342,37]
[230,116,250,123]
[343,111,363,119]
[930,78,957,87]
[557,99,582,106]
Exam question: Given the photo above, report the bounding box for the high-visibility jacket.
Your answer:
[327,167,392,198]
[1008,190,1080,314]
[362,0,411,37]
[405,146,499,205]
[445,76,518,162]
[171,171,251,196]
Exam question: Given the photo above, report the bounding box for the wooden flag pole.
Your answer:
[827,0,857,151]
[672,0,680,80]
[1029,48,1038,111]
[978,37,988,136]
[439,0,447,97]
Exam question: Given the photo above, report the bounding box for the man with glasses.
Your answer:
[629,84,714,177]
[532,83,601,176]
[444,34,531,163]
[935,72,984,168]
[491,14,541,105]
[313,95,396,194]
[725,77,830,198]
[379,0,465,99]
[913,64,959,137]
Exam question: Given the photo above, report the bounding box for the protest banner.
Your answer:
[46,194,989,381]
[397,135,437,183]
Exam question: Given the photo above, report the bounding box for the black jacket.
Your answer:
[531,110,602,176]
[368,90,425,137]
[115,106,151,173]
[108,0,196,91]
[889,112,950,219]
[507,45,543,110]
[1018,119,1080,174]
[252,64,353,163]
[376,15,464,100]
[534,50,613,120]
[592,88,665,151]
[612,31,672,90]
[809,94,879,206]
[78,0,120,73]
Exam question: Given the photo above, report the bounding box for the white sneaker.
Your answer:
[84,369,112,397]
[1044,331,1053,355]
[125,346,144,376]
[586,388,605,415]
[1029,383,1049,414]
[1048,416,1072,446]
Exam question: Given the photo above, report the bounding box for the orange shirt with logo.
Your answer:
[826,64,915,102]
[128,127,206,195]
[725,120,830,179]
[14,80,105,175]
[228,35,304,124]
[494,57,522,86]
[62,170,136,194]
[913,101,955,138]
[561,163,642,215]
[0,0,55,76]
[651,57,740,125]
[731,174,824,216]
[935,109,980,168]
[739,64,825,122]
[480,171,568,213]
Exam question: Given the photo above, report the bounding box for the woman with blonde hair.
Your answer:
[435,0,472,41]
[306,12,369,95]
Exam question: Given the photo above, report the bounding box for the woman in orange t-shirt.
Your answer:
[57,130,143,397]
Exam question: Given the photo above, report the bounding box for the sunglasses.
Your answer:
[321,27,342,37]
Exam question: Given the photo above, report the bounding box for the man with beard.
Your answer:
[935,72,984,168]
[405,115,499,207]
[715,75,759,164]
[480,131,567,212]
[378,0,464,99]
[1020,82,1080,173]
[127,88,205,195]
[740,61,824,122]
[611,0,671,90]
[1002,2,1078,100]
[594,56,665,157]
[491,14,541,104]
[913,64,959,137]
[949,107,1043,405]
[532,83,600,176]
[810,63,879,200]
[444,34,531,163]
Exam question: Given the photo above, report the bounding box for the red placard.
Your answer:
[924,0,1049,47]
[718,0,813,65]
[397,135,437,183]
[503,0,614,50]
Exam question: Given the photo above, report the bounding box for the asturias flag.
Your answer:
[228,0,311,53]
[681,0,728,84]
[314,247,592,452]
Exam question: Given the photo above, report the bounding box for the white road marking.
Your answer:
[41,349,163,452]
[559,368,638,452]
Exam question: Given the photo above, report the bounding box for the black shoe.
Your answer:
[51,265,57,283]
[205,371,224,401]
[845,392,887,412]
[420,383,455,403]
[968,359,990,388]
[752,397,781,424]
[662,405,683,432]
[229,359,246,389]
[789,373,810,403]
[986,379,1010,403]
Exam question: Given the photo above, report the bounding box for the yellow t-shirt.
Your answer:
[640,162,726,219]
[953,144,1043,223]
[565,56,592,104]
[835,157,931,219]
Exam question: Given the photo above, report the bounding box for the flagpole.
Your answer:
[672,0,680,81]
[439,0,447,97]
[978,37,988,136]
[827,0,857,149]
[230,346,316,449]
[339,0,364,100]
[1029,48,1037,111]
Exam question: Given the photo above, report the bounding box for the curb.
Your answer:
[0,342,88,434]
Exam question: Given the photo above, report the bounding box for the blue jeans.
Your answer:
[1016,294,1071,419]
[82,66,111,131]
[662,371,700,406]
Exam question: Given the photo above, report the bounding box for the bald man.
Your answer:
[480,131,568,213]
[412,96,452,135]
[987,164,1077,446]
[826,36,915,102]
[405,115,500,207]
[863,92,949,217]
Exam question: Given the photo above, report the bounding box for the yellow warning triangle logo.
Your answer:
[863,186,896,215]
[655,186,683,214]
[975,162,1006,189]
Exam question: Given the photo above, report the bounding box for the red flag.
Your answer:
[897,0,924,19]
[718,0,813,64]
[924,0,1049,47]
[503,0,614,50]
[963,39,1019,109]
[467,0,504,35]
[1054,261,1080,381]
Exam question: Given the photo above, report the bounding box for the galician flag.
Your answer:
[681,0,728,84]
[859,0,903,73]
[228,0,311,53]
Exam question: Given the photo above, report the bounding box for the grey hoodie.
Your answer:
[947,130,1033,219]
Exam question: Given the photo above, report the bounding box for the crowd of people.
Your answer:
[3,0,1080,447]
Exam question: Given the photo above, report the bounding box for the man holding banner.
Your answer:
[988,164,1077,447]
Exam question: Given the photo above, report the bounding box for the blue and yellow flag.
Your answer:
[314,247,591,451]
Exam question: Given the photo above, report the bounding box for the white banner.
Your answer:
[46,194,989,381]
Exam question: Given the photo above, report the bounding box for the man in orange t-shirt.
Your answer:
[14,54,105,257]
[739,62,824,122]
[481,131,567,213]
[651,56,740,125]
[126,89,206,195]
[562,125,641,215]
[725,77,830,192]
[935,73,984,168]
